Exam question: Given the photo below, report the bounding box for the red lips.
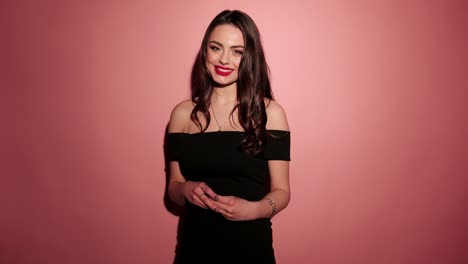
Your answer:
[214,66,233,76]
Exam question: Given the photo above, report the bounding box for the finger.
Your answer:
[200,185,219,201]
[192,183,207,202]
[191,193,208,209]
[196,183,217,209]
[212,200,233,214]
[197,198,209,209]
[212,195,234,205]
[199,193,217,210]
[214,207,233,219]
[198,183,207,194]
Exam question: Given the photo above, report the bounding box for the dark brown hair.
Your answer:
[190,10,274,155]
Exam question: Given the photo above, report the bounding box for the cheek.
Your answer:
[234,58,242,69]
[205,58,213,71]
[205,52,216,64]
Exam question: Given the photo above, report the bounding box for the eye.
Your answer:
[233,49,243,55]
[209,45,220,51]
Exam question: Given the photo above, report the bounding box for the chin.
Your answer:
[209,74,237,88]
[211,80,236,88]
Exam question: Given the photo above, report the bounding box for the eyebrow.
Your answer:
[208,40,244,49]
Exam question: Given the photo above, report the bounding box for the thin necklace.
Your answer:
[211,105,230,131]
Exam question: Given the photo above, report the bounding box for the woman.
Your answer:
[166,9,290,263]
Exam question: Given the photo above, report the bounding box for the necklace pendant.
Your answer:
[211,105,230,133]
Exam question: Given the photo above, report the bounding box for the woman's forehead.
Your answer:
[208,24,244,46]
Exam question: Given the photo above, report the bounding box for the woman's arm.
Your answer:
[256,160,290,218]
[167,100,191,206]
[167,100,218,209]
[213,100,291,220]
[258,100,291,218]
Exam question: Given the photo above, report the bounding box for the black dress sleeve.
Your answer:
[263,130,291,161]
[165,133,183,161]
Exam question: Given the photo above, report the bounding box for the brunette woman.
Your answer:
[166,9,290,263]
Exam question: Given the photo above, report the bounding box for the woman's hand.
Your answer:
[183,182,263,221]
[212,196,259,221]
[183,181,219,210]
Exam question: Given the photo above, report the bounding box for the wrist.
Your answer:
[262,197,277,218]
[249,201,263,220]
[169,180,187,206]
[181,181,192,200]
[253,199,275,219]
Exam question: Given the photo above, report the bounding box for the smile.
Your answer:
[214,66,233,76]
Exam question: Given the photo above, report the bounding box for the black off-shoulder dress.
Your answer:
[166,130,290,264]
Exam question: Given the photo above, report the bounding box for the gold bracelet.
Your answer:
[263,197,277,218]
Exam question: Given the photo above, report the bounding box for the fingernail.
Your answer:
[214,208,219,212]
[213,196,219,201]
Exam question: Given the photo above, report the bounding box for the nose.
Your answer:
[219,50,230,65]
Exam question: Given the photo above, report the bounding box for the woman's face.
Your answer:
[205,24,244,88]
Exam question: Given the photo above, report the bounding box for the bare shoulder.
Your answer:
[168,99,195,133]
[265,99,289,131]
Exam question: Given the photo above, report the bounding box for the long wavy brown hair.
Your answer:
[190,10,274,155]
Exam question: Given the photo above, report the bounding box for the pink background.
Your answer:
[2,0,467,263]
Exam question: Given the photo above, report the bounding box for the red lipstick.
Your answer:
[214,66,233,76]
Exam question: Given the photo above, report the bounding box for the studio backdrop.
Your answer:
[2,0,467,263]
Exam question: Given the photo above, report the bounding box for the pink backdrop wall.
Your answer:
[2,1,467,263]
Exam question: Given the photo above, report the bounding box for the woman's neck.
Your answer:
[212,84,237,105]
